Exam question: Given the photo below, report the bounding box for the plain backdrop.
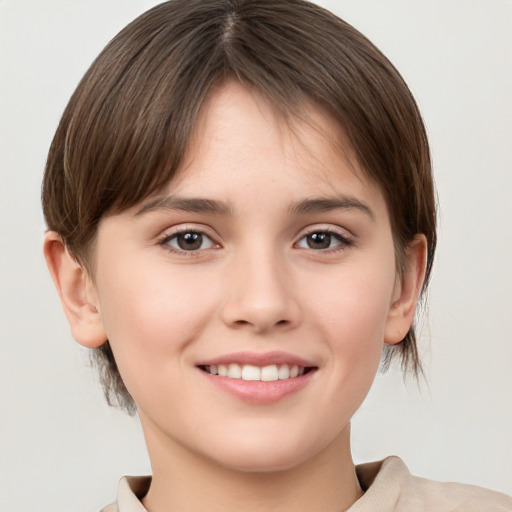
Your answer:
[1,1,511,510]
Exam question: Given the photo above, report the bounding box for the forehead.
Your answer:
[165,81,376,200]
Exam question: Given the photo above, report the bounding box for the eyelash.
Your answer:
[295,229,354,253]
[158,227,354,255]
[158,228,220,256]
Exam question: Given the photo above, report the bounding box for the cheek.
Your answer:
[307,253,396,386]
[95,262,219,390]
[100,260,212,335]
[313,263,395,343]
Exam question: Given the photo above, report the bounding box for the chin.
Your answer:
[217,451,308,474]
[202,432,327,474]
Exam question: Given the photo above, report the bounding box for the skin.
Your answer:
[44,81,426,512]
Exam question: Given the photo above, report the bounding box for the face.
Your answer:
[89,82,404,472]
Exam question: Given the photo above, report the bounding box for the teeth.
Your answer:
[227,363,242,378]
[261,365,278,381]
[241,364,260,381]
[278,365,290,379]
[208,364,305,381]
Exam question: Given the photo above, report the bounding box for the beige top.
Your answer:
[101,456,512,512]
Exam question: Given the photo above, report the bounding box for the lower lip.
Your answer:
[199,370,315,404]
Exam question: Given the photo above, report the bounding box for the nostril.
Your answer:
[230,318,290,332]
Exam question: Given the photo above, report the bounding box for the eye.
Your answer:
[161,230,217,252]
[296,230,352,251]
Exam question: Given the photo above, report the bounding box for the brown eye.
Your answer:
[296,230,351,251]
[306,232,333,249]
[165,231,216,252]
[176,232,202,250]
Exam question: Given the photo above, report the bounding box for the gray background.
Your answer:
[1,1,511,510]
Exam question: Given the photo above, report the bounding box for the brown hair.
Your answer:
[42,0,436,414]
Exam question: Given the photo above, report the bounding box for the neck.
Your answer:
[140,419,362,512]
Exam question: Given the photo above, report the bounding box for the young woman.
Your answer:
[42,1,512,510]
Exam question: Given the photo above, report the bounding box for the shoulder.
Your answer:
[100,505,118,512]
[352,456,512,512]
[99,475,151,512]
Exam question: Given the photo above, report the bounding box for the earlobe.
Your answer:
[43,231,107,348]
[384,235,428,346]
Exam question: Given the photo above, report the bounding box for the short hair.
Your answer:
[42,0,436,414]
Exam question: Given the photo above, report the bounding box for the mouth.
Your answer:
[196,353,318,403]
[198,363,316,381]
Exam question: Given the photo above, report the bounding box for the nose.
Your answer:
[221,249,301,334]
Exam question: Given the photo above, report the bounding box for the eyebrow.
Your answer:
[136,196,234,216]
[288,195,375,220]
[136,194,374,220]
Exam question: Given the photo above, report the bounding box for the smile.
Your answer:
[201,363,309,381]
[197,353,317,403]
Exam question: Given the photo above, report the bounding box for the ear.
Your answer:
[384,235,428,346]
[43,231,107,348]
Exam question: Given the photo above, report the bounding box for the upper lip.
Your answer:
[196,351,317,368]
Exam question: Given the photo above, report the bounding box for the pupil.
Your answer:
[178,232,202,250]
[308,232,331,249]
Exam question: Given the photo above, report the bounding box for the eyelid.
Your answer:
[157,224,221,254]
[294,225,354,251]
[298,223,354,239]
